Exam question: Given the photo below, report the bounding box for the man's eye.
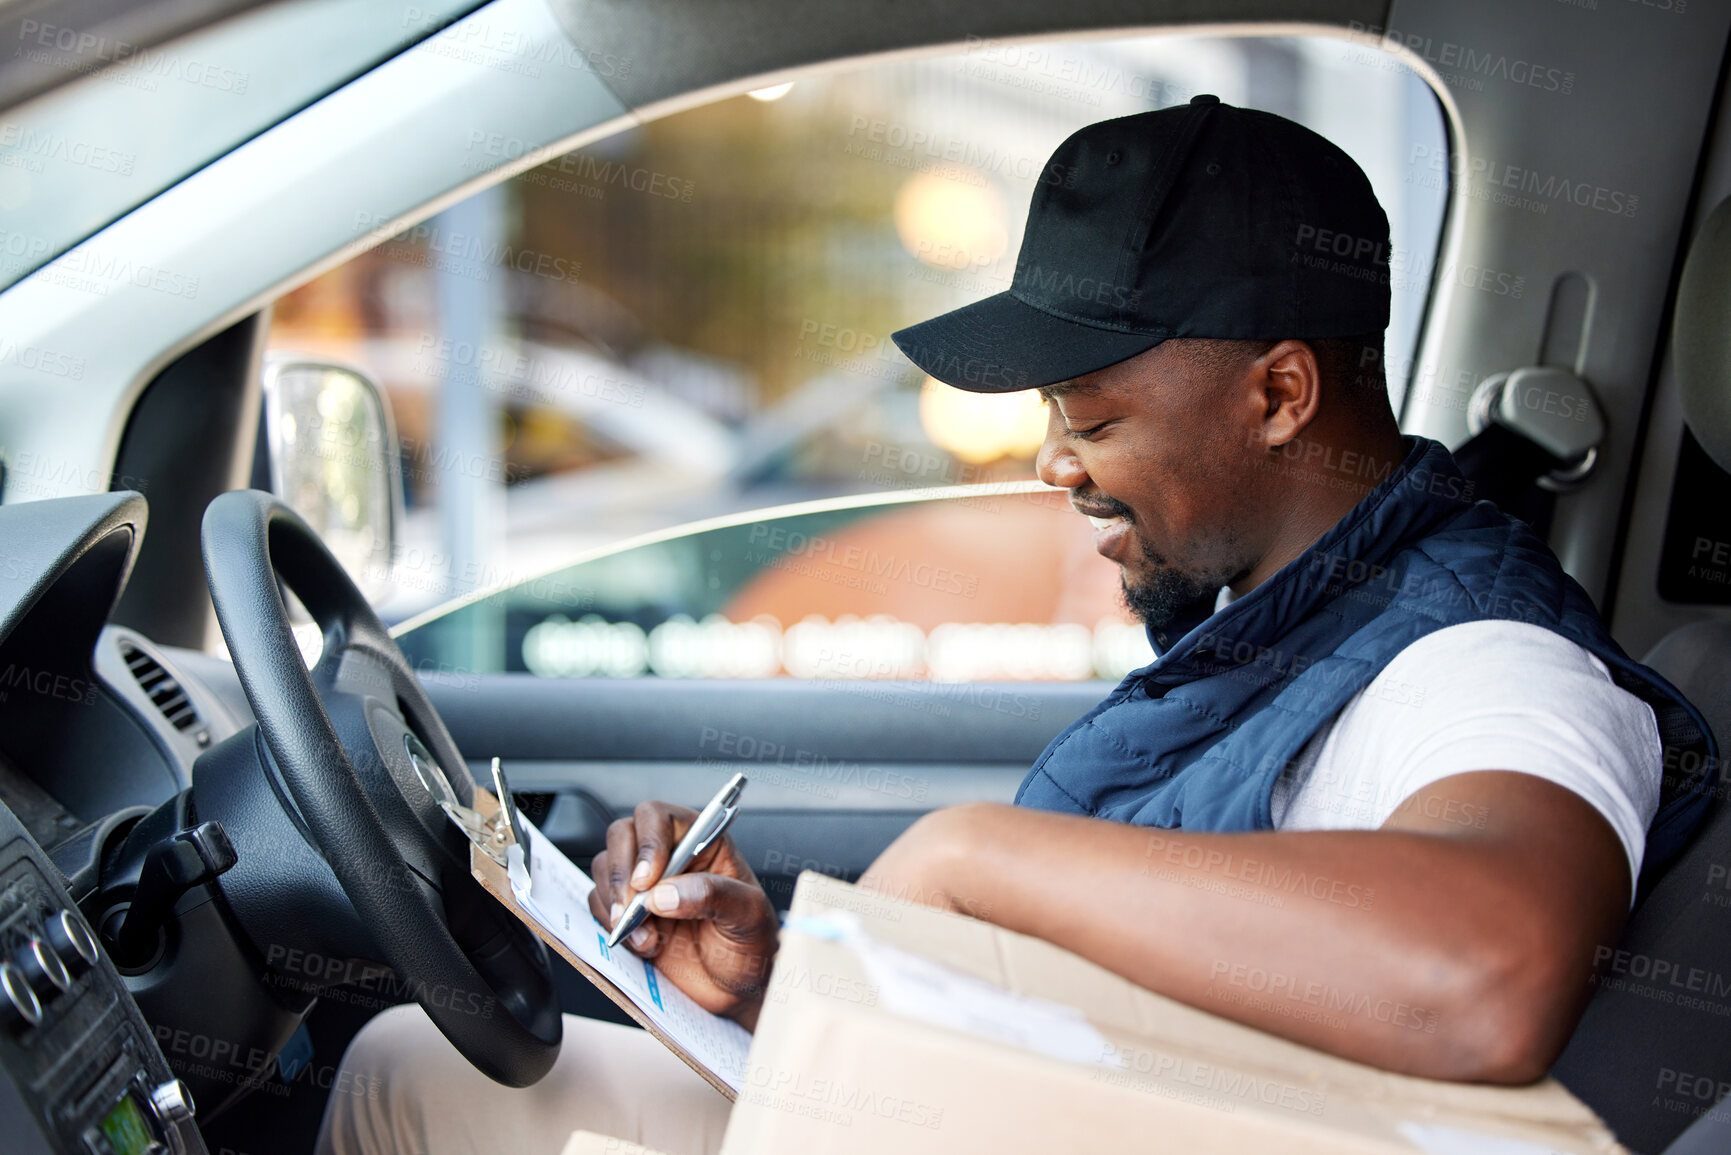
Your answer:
[1065,422,1107,439]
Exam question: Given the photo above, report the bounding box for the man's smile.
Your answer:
[1089,519,1133,561]
[1072,496,1137,562]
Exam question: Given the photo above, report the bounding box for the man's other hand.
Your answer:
[588,800,778,1031]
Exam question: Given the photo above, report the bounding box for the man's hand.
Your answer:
[588,801,778,1031]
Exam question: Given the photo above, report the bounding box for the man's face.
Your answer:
[1035,341,1269,629]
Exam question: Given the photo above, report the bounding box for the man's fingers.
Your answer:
[631,801,696,892]
[622,918,664,959]
[585,866,670,958]
[642,873,775,940]
[601,821,637,909]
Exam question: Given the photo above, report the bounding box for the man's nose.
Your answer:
[1036,409,1088,489]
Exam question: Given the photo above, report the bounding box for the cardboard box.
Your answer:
[720,872,1627,1154]
[561,1132,670,1155]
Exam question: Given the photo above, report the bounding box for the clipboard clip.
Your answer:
[439,756,525,869]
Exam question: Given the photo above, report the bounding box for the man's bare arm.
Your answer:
[859,771,1629,1083]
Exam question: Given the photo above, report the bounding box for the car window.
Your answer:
[393,484,1159,682]
[267,31,1449,681]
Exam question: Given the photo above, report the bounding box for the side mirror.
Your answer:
[258,355,403,603]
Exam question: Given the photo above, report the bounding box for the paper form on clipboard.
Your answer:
[469,812,751,1098]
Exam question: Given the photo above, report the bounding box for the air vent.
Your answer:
[119,641,201,733]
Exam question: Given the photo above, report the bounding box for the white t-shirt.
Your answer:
[1267,618,1662,892]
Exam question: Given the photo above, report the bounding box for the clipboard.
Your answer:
[466,786,742,1100]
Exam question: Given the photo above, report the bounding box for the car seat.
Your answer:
[1550,194,1731,1155]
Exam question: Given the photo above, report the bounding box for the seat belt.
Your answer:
[1452,366,1606,515]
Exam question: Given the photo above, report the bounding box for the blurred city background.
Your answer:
[266,31,1447,683]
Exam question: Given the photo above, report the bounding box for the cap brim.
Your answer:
[891,291,1165,393]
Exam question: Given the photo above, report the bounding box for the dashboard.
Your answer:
[0,794,202,1155]
[0,489,230,1154]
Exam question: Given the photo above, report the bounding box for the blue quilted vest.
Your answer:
[1016,437,1716,887]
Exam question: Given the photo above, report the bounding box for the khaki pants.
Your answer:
[316,1006,732,1155]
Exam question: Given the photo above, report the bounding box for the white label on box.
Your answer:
[786,912,1123,1069]
[507,823,752,1091]
[1398,1121,1571,1155]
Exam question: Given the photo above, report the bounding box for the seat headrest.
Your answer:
[1674,194,1731,473]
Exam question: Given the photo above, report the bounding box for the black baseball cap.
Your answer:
[890,95,1391,393]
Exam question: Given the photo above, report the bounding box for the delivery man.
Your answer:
[318,97,1714,1155]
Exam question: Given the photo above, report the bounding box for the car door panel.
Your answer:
[423,673,1103,902]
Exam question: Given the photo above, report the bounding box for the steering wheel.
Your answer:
[200,489,561,1086]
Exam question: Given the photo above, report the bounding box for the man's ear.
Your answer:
[1253,340,1323,450]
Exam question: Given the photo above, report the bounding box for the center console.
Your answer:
[0,800,203,1155]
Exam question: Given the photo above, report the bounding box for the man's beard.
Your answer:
[1121,568,1222,630]
[1118,537,1247,631]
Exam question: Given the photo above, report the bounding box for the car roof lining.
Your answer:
[548,0,1391,112]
